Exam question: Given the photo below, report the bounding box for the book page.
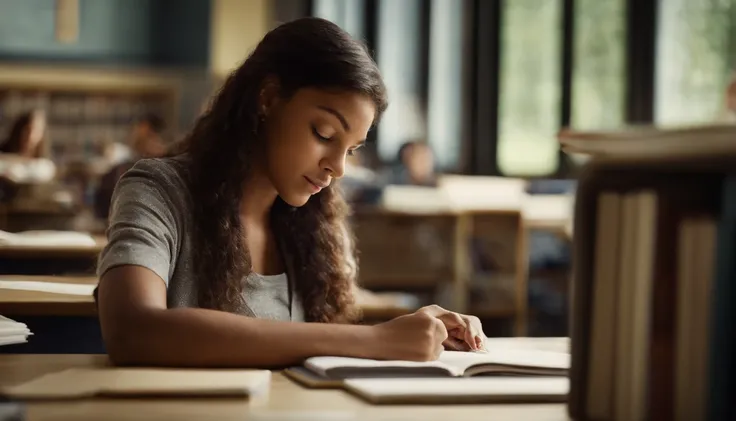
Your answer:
[438,349,570,375]
[586,193,622,419]
[303,356,460,378]
[484,337,569,353]
[0,315,31,345]
[305,348,570,380]
[0,324,31,336]
[0,335,28,346]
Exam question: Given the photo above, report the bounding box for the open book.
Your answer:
[303,349,569,380]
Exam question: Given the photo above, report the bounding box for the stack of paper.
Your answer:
[0,315,31,346]
[558,123,736,158]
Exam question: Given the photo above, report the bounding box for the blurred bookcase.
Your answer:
[0,84,177,167]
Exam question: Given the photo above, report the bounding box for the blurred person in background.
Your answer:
[387,140,437,187]
[340,152,384,204]
[94,114,167,219]
[0,110,56,190]
[0,110,48,158]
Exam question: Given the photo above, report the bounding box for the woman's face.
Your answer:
[261,87,375,207]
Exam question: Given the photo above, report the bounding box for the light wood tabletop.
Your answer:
[0,275,97,316]
[0,354,570,421]
[0,235,107,258]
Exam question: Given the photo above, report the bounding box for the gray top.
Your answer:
[96,156,305,322]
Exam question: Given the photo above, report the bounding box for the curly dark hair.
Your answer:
[174,18,388,323]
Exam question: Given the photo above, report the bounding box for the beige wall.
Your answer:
[209,0,271,79]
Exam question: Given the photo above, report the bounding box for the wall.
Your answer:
[151,0,211,68]
[209,0,271,78]
[0,0,210,67]
[0,0,275,130]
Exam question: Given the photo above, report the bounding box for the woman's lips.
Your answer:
[304,176,328,193]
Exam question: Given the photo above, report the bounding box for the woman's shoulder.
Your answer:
[122,156,191,191]
[114,155,193,211]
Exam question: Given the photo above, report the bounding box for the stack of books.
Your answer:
[563,124,736,421]
[0,316,31,347]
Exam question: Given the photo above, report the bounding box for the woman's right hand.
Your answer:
[368,312,448,361]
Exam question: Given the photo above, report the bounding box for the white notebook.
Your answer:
[304,349,569,379]
[344,377,569,404]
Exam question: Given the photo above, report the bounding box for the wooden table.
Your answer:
[0,276,102,354]
[0,354,570,421]
[0,275,97,317]
[0,236,107,275]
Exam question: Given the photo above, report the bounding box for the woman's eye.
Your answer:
[311,125,330,141]
[347,149,357,156]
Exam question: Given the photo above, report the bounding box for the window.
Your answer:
[497,0,562,176]
[571,0,627,130]
[312,0,366,41]
[375,0,425,162]
[655,0,736,125]
[427,0,464,170]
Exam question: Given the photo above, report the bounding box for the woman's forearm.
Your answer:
[107,306,378,368]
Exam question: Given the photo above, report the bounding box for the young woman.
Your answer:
[96,17,486,368]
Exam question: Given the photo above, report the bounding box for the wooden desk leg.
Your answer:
[514,219,530,336]
[452,214,472,313]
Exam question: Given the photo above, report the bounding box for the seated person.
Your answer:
[0,109,47,159]
[95,18,486,368]
[386,140,437,187]
[94,114,167,219]
[0,110,56,201]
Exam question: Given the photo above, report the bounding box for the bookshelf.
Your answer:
[565,124,736,421]
[0,84,177,167]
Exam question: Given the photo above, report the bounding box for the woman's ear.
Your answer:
[258,76,282,117]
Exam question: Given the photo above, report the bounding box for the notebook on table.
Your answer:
[0,367,271,400]
[286,348,568,389]
[343,376,570,405]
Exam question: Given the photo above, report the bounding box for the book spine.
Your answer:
[706,176,736,421]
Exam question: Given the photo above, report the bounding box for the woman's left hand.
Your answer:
[415,305,486,352]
